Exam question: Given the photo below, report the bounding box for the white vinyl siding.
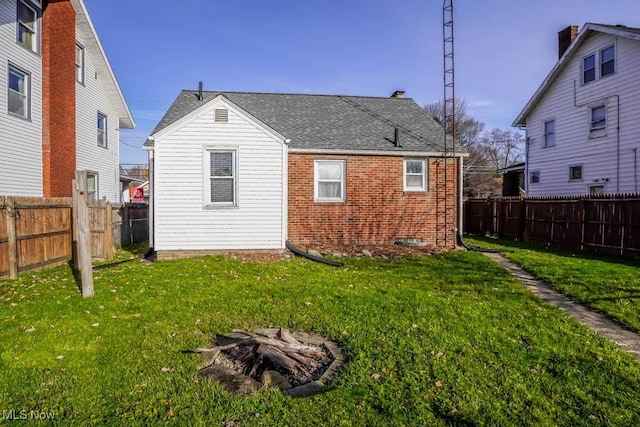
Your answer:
[315,160,345,201]
[525,33,640,196]
[0,0,43,196]
[75,30,120,202]
[153,99,286,250]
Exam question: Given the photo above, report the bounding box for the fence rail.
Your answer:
[464,195,640,257]
[1,197,148,279]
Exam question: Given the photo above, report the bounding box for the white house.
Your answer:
[513,23,640,196]
[0,0,134,201]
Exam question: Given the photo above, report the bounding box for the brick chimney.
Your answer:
[390,90,405,98]
[558,25,579,59]
[42,0,77,197]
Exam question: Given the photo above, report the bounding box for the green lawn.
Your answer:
[1,247,639,425]
[465,236,640,333]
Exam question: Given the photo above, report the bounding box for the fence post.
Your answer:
[73,171,94,298]
[519,199,526,241]
[577,198,585,251]
[6,198,18,279]
[105,203,114,258]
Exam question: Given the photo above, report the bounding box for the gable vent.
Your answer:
[215,108,229,123]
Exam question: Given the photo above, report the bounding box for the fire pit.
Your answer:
[192,328,345,397]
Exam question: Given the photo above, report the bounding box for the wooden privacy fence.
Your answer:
[464,194,640,257]
[0,196,115,279]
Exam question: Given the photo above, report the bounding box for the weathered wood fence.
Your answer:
[464,194,640,257]
[1,197,148,279]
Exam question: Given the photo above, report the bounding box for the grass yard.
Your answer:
[465,236,640,333]
[1,247,640,425]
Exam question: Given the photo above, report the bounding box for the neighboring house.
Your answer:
[514,23,640,196]
[499,162,525,197]
[0,0,134,202]
[144,89,465,258]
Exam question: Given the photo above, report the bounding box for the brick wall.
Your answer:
[288,153,459,249]
[42,0,76,197]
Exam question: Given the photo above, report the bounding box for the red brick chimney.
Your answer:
[558,25,579,59]
[41,0,76,197]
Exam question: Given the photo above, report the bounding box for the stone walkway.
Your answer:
[483,252,640,360]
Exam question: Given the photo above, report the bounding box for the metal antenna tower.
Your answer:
[435,0,456,248]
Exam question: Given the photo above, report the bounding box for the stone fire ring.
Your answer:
[193,328,346,397]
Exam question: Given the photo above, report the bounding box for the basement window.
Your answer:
[315,160,345,202]
[404,159,426,191]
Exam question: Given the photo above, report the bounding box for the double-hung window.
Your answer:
[590,105,606,138]
[209,151,236,205]
[600,46,615,77]
[87,172,98,200]
[583,54,596,84]
[315,160,345,202]
[17,1,38,52]
[97,112,107,147]
[543,120,555,147]
[8,65,30,118]
[75,43,85,84]
[404,159,426,191]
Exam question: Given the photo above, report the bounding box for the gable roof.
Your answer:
[71,0,135,129]
[149,90,452,154]
[513,23,640,128]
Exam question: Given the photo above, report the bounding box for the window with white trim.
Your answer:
[87,172,98,200]
[17,1,38,52]
[543,120,555,147]
[529,171,540,184]
[583,54,596,84]
[600,45,615,77]
[315,160,345,202]
[590,185,604,195]
[97,112,107,147]
[569,165,582,181]
[208,150,236,205]
[590,105,606,138]
[8,65,30,118]
[75,42,85,84]
[404,159,426,190]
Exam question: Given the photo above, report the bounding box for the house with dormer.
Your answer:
[514,23,640,196]
[1,0,134,201]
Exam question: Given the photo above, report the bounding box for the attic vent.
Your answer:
[215,109,229,123]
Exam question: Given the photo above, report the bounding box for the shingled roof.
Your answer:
[149,90,451,153]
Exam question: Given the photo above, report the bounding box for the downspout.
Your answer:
[634,147,638,193]
[144,140,155,254]
[458,154,463,241]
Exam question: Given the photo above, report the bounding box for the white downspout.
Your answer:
[458,154,464,242]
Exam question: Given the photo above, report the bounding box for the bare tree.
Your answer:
[477,128,524,170]
[423,99,484,148]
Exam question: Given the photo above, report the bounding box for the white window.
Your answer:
[590,185,604,195]
[404,159,426,190]
[590,105,606,138]
[75,42,85,84]
[315,160,345,202]
[208,150,236,205]
[583,54,596,84]
[543,120,555,147]
[529,171,540,184]
[600,45,615,78]
[17,1,38,52]
[8,65,30,118]
[569,165,582,181]
[97,112,107,147]
[87,172,98,200]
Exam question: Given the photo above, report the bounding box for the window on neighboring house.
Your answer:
[529,171,540,184]
[543,120,555,147]
[75,42,85,84]
[208,150,236,205]
[87,172,98,200]
[97,112,107,147]
[8,65,30,118]
[590,105,606,138]
[600,45,615,77]
[404,159,426,191]
[583,54,596,84]
[17,1,38,52]
[590,185,604,195]
[569,165,582,181]
[315,160,345,201]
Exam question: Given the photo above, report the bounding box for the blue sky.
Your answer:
[83,0,640,164]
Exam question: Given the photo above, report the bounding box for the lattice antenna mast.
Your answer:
[443,0,455,156]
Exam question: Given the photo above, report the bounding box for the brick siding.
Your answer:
[41,0,76,197]
[288,153,459,249]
